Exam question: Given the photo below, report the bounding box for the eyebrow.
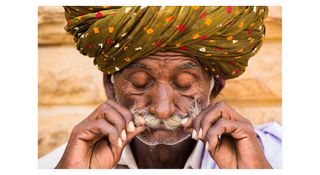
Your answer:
[125,62,152,70]
[175,62,200,71]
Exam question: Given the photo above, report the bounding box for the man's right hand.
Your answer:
[55,100,145,169]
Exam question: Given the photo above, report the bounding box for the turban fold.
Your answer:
[64,6,268,79]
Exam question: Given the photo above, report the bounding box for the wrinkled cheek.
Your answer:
[175,94,209,113]
[177,89,211,110]
[114,86,134,108]
[116,91,151,109]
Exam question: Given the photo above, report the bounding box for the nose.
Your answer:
[149,82,176,120]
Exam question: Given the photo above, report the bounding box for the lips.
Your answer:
[147,124,182,132]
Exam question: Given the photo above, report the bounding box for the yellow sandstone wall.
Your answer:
[38,6,282,158]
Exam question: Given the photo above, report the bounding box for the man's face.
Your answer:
[112,51,213,145]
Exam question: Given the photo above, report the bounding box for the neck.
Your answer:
[130,136,196,169]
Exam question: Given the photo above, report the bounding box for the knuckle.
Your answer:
[216,118,224,126]
[242,117,251,124]
[217,101,226,110]
[71,122,86,136]
[116,118,126,129]
[123,111,133,121]
[100,102,108,109]
[71,124,81,134]
[96,119,107,128]
[207,128,215,138]
[101,103,112,111]
[243,122,254,132]
[201,117,211,128]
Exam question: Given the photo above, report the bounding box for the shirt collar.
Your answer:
[117,140,205,169]
[117,143,138,169]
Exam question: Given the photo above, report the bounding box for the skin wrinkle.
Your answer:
[112,51,222,168]
[110,51,215,147]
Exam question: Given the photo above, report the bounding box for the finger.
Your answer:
[191,103,217,140]
[100,106,127,141]
[106,99,135,133]
[90,139,121,168]
[181,117,193,129]
[205,101,244,122]
[206,120,225,156]
[182,118,194,135]
[200,101,246,142]
[206,118,248,153]
[78,119,122,148]
[126,126,146,143]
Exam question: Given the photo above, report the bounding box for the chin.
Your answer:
[136,128,191,146]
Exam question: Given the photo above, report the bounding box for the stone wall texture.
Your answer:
[38,6,282,158]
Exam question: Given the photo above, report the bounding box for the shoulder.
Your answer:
[38,143,67,169]
[255,122,282,169]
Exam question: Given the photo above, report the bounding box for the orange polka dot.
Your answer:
[237,48,244,53]
[146,28,154,34]
[124,57,131,62]
[193,34,200,39]
[93,27,99,34]
[108,27,114,33]
[238,22,244,28]
[205,18,212,25]
[227,36,233,41]
[165,16,174,23]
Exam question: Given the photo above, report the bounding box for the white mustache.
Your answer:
[130,99,202,130]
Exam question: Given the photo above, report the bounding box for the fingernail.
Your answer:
[127,121,135,132]
[192,129,197,139]
[121,129,127,141]
[117,138,123,148]
[198,128,203,139]
[181,118,188,125]
[205,141,209,150]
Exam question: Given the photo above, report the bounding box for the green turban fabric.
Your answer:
[64,6,268,79]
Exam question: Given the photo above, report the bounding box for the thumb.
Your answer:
[126,126,145,142]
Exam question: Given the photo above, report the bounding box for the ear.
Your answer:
[103,73,117,101]
[210,76,226,100]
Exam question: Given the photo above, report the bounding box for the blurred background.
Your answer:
[38,6,282,158]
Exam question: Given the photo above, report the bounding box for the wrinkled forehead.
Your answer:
[126,51,204,71]
[142,51,199,62]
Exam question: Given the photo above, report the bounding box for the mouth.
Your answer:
[136,128,192,146]
[142,125,186,137]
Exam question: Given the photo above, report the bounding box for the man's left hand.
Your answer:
[187,101,272,169]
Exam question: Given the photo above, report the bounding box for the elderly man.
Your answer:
[39,6,281,169]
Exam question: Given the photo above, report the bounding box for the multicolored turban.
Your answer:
[64,6,268,79]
